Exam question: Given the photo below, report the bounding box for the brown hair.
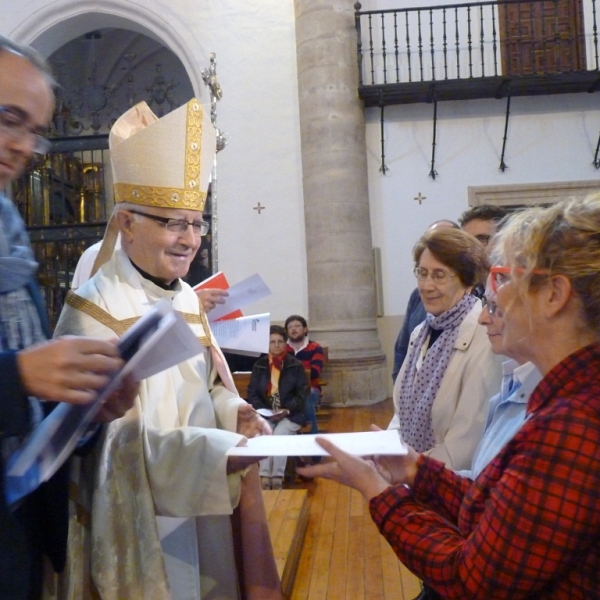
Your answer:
[414,228,489,288]
[270,324,288,341]
[493,193,600,332]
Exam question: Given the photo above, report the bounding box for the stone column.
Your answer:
[294,0,387,406]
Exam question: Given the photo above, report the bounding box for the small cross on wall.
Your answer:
[253,202,265,214]
[414,192,426,205]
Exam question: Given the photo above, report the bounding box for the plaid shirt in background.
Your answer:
[370,343,600,599]
[287,340,324,391]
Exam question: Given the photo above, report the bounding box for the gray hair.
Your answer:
[0,34,57,88]
[114,202,144,222]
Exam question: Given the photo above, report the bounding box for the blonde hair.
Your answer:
[494,193,600,331]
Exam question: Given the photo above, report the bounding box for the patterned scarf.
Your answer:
[0,197,46,503]
[0,194,38,293]
[266,354,283,411]
[397,293,477,452]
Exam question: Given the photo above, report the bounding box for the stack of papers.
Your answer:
[195,272,272,355]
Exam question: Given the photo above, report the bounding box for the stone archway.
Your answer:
[7,0,209,101]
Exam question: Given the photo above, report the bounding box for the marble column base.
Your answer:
[321,354,388,407]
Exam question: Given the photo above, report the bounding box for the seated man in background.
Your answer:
[53,99,281,599]
[285,314,324,434]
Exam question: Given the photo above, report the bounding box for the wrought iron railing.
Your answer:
[355,0,599,88]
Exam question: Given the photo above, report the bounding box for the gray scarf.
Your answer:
[0,194,38,292]
[398,293,477,452]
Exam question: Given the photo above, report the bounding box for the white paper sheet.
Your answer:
[207,273,271,322]
[226,429,407,457]
[211,312,270,355]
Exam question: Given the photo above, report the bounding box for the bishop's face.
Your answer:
[120,207,203,284]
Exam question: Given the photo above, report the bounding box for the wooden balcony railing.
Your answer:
[355,0,600,105]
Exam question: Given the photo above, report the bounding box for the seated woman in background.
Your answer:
[300,195,600,598]
[390,228,503,470]
[248,325,308,490]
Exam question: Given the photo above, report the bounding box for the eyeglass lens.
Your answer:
[0,106,50,155]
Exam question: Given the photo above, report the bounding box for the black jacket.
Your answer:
[0,280,70,600]
[247,354,309,426]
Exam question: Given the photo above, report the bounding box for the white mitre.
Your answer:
[110,98,215,212]
[90,98,215,276]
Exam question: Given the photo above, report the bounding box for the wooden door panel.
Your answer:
[499,0,586,75]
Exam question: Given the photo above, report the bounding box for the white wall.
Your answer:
[193,2,308,321]
[360,0,600,316]
[367,93,600,316]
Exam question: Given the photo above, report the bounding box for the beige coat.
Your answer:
[390,300,503,470]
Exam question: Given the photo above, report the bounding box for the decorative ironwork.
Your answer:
[11,136,110,326]
[201,53,227,273]
[355,0,600,106]
[379,95,389,174]
[430,98,439,179]
[499,93,512,171]
[593,130,600,167]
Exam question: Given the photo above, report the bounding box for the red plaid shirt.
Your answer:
[370,343,600,599]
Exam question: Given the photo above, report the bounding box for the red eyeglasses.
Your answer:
[490,266,549,293]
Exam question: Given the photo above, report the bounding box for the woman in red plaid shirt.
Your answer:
[299,195,600,599]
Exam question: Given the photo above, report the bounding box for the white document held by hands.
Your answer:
[226,429,408,457]
[211,312,270,355]
[208,273,271,322]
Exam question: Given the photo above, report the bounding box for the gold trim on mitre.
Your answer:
[110,99,213,212]
[113,184,207,211]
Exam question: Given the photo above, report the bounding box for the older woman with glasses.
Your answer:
[389,228,503,470]
[300,195,600,598]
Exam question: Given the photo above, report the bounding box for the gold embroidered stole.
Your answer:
[65,290,212,346]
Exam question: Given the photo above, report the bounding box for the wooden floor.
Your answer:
[287,399,422,600]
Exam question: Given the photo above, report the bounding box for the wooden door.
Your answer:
[499,0,586,75]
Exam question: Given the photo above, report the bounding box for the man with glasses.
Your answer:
[70,229,229,312]
[54,99,281,599]
[0,36,135,599]
[459,204,508,253]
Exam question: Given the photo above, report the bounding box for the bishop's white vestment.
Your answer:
[49,248,248,599]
